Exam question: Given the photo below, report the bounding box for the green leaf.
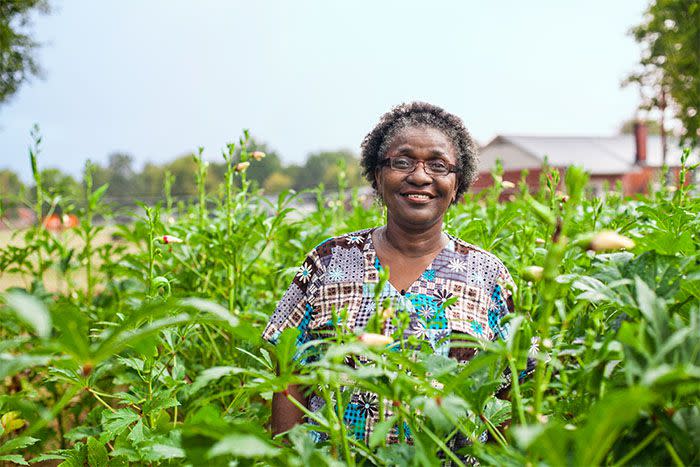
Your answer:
[102,409,139,437]
[93,313,196,363]
[89,183,109,205]
[179,298,239,328]
[207,434,279,458]
[0,454,28,465]
[192,366,246,392]
[274,327,301,376]
[0,436,39,455]
[576,387,656,466]
[126,419,147,445]
[87,437,108,467]
[634,276,662,326]
[143,444,185,460]
[0,354,51,379]
[512,422,571,467]
[2,291,51,338]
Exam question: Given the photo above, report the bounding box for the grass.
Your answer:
[0,227,124,292]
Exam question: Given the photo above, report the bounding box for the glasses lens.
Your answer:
[426,160,449,176]
[390,157,414,171]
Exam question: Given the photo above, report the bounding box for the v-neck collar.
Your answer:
[365,227,454,295]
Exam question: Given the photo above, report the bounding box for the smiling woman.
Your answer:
[263,102,524,452]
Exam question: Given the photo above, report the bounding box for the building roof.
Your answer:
[481,134,698,175]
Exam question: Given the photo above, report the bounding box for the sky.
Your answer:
[1,0,651,182]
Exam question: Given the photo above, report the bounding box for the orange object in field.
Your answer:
[42,214,80,231]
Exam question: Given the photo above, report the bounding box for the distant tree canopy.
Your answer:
[0,0,49,105]
[627,0,700,147]
[293,150,363,190]
[0,136,367,216]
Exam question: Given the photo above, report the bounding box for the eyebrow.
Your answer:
[394,146,450,159]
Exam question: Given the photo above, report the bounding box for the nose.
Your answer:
[406,161,433,184]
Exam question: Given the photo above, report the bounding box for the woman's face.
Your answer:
[375,126,459,231]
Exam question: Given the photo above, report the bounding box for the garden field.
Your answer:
[1,143,699,466]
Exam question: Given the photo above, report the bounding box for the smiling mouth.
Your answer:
[401,193,433,201]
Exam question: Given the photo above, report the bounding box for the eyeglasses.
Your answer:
[379,156,460,177]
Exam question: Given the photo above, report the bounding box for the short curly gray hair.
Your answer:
[360,101,478,202]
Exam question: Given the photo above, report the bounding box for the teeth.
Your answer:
[404,194,430,199]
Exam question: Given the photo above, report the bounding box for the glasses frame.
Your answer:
[379,156,460,177]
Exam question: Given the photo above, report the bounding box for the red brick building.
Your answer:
[474,124,698,196]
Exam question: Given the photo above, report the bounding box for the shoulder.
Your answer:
[448,235,511,277]
[309,228,374,258]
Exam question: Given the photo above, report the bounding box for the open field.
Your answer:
[1,158,699,466]
[0,227,130,292]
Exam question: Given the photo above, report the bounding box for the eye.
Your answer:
[391,157,413,170]
[427,160,449,172]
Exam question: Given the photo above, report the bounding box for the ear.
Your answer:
[374,167,383,192]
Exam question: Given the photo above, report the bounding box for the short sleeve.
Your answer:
[262,247,326,349]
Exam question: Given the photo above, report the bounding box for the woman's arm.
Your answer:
[271,384,308,435]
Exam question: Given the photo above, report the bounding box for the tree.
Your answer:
[38,167,79,200]
[138,162,166,199]
[294,150,362,191]
[0,168,24,196]
[0,168,25,214]
[619,118,662,135]
[626,0,700,148]
[0,0,50,105]
[93,153,137,204]
[263,171,293,193]
[165,153,221,197]
[245,141,283,188]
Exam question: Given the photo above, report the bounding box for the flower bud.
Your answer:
[589,231,634,251]
[234,161,250,173]
[251,151,266,161]
[522,266,544,282]
[501,180,515,189]
[359,333,393,347]
[162,235,183,244]
[535,238,546,246]
[380,306,395,321]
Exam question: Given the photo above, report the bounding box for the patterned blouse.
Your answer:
[263,227,516,445]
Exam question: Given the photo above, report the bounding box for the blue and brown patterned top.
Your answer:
[263,227,517,444]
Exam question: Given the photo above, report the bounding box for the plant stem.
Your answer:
[612,427,660,467]
[88,388,116,413]
[664,438,685,467]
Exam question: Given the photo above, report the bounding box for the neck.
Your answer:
[382,216,446,258]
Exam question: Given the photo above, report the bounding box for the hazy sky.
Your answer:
[1,0,650,182]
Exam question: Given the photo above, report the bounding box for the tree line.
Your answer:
[0,138,367,217]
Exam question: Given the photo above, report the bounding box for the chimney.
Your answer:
[634,121,647,165]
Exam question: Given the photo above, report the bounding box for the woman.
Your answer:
[264,102,516,444]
